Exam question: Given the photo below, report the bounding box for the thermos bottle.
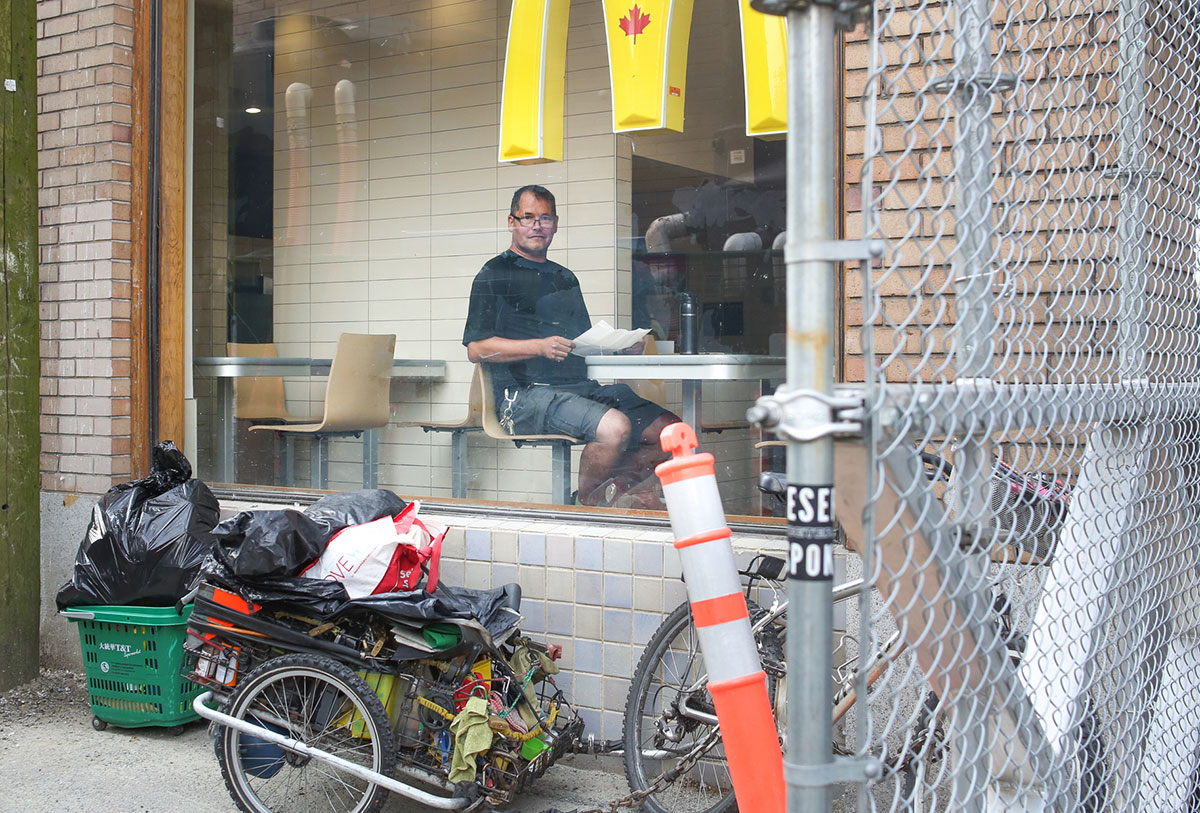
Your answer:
[680,293,699,354]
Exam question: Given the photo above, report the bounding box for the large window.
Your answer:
[190,0,792,518]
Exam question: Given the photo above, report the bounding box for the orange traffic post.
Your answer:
[655,422,785,813]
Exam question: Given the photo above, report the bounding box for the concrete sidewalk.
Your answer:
[0,670,630,813]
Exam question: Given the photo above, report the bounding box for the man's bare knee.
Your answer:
[595,409,631,447]
[641,412,681,446]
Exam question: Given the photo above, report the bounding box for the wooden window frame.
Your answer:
[132,0,188,475]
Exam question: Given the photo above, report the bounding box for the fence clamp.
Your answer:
[785,755,883,787]
[747,386,864,443]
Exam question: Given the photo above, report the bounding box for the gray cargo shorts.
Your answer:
[505,380,666,449]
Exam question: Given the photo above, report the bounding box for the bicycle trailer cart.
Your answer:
[61,603,205,731]
[183,572,583,812]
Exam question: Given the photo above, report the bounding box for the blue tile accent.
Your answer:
[633,611,661,646]
[603,574,632,609]
[603,539,632,572]
[603,609,632,640]
[633,541,663,576]
[663,553,683,579]
[546,601,574,635]
[578,707,603,736]
[519,532,546,565]
[575,536,604,571]
[573,639,603,673]
[439,560,465,588]
[553,670,573,695]
[465,528,492,561]
[521,600,545,633]
[602,710,623,740]
[575,572,602,605]
[492,563,518,587]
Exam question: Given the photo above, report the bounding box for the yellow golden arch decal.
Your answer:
[499,0,571,164]
[600,0,694,133]
[739,0,788,138]
[499,0,787,162]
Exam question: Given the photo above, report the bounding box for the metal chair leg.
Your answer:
[362,428,379,489]
[312,435,329,489]
[451,429,468,498]
[551,442,573,505]
[281,435,295,487]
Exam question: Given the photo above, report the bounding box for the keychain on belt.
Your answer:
[500,389,519,434]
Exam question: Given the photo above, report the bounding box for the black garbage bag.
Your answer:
[304,489,407,535]
[211,488,408,580]
[56,441,220,609]
[211,510,329,579]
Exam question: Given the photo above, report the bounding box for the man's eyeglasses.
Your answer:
[512,214,557,227]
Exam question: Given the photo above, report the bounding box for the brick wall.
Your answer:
[36,0,135,494]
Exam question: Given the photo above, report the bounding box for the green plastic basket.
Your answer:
[62,604,204,730]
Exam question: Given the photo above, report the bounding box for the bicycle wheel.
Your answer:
[623,601,781,813]
[215,653,396,813]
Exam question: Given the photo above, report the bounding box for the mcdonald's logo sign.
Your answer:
[739,0,788,138]
[601,0,694,132]
[499,0,571,164]
[498,0,788,160]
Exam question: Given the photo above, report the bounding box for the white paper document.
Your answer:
[571,320,651,356]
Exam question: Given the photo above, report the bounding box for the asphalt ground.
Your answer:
[0,670,632,813]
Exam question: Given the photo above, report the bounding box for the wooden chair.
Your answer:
[226,342,317,422]
[396,372,484,499]
[477,364,582,505]
[250,333,396,490]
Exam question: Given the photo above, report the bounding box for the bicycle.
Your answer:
[621,453,1106,813]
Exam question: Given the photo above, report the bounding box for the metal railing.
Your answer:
[751,0,1200,809]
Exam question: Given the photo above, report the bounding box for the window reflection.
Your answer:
[190,0,795,518]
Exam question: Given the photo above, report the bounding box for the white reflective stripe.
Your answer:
[663,477,727,538]
[696,617,762,683]
[678,544,743,603]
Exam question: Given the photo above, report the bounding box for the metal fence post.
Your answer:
[786,2,839,810]
[947,0,1001,804]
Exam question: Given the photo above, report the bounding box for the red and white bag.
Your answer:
[301,501,445,598]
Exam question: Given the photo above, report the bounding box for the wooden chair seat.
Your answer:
[249,333,396,490]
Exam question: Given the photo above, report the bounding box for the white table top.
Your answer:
[195,356,446,379]
[584,354,785,380]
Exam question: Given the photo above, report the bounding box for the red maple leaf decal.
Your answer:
[618,4,651,44]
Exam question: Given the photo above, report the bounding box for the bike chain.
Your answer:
[560,727,724,813]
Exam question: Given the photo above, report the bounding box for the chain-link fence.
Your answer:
[786,0,1200,809]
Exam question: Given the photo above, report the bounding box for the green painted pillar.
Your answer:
[0,0,41,692]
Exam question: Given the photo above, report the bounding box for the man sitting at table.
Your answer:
[463,184,680,509]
